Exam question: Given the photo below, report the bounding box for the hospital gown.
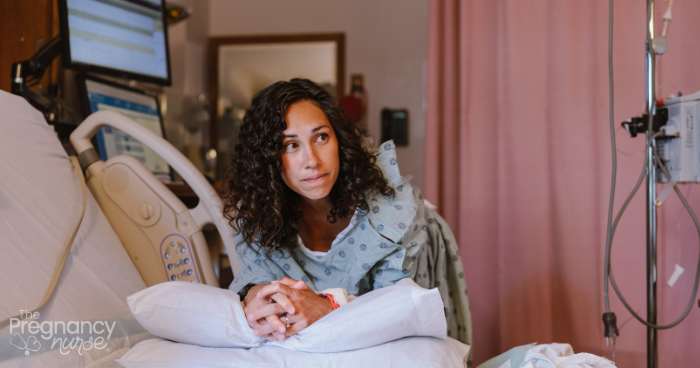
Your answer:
[228,141,472,346]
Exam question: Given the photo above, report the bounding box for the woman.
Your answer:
[224,78,470,344]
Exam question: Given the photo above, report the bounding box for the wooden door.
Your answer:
[0,0,58,93]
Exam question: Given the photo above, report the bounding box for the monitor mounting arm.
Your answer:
[10,36,63,122]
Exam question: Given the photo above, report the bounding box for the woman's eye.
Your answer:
[317,133,329,143]
[284,142,299,152]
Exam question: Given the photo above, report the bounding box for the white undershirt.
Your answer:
[298,236,329,258]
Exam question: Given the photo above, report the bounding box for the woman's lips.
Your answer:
[302,173,328,183]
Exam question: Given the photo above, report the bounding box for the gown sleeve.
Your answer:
[367,141,472,346]
[228,238,283,296]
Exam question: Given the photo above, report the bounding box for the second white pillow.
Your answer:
[126,281,262,348]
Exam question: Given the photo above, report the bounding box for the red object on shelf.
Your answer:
[340,95,364,123]
[339,74,367,125]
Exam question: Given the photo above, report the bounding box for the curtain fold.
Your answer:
[426,1,700,365]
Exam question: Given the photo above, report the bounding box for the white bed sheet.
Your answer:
[117,336,469,368]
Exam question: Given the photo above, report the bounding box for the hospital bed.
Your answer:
[0,90,471,367]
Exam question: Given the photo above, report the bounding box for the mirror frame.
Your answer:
[207,32,346,154]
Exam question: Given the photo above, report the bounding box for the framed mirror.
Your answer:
[208,33,345,176]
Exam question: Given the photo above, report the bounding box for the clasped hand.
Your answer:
[243,277,333,341]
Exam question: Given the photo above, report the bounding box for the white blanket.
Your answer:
[519,344,615,368]
[481,343,616,368]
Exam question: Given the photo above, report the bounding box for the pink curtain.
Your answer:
[426,0,700,366]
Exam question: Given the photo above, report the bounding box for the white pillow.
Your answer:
[272,278,447,352]
[126,281,262,348]
[117,336,470,368]
[127,278,446,352]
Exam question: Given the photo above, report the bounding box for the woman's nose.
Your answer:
[304,146,319,168]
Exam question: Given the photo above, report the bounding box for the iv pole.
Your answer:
[644,0,658,366]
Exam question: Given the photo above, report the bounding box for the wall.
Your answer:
[163,0,211,165]
[207,0,428,189]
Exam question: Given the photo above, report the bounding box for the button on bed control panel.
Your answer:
[160,234,199,282]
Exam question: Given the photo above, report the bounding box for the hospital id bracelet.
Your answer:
[322,293,341,310]
[319,288,352,309]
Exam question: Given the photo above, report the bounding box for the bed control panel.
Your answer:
[161,234,199,282]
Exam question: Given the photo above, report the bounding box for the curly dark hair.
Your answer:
[223,78,394,253]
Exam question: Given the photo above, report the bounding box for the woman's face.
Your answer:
[280,100,340,203]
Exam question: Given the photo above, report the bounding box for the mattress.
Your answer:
[0,91,148,367]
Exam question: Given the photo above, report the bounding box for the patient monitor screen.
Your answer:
[84,78,171,181]
[64,0,170,84]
